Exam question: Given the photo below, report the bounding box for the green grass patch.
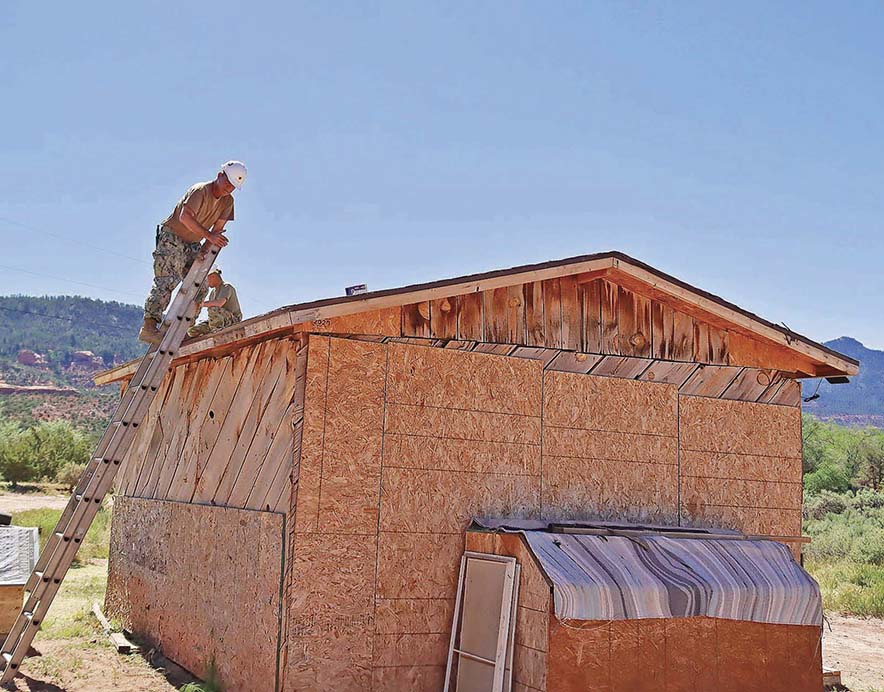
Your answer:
[13,505,111,565]
[806,559,884,618]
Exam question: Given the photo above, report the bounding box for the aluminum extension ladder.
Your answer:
[0,242,220,686]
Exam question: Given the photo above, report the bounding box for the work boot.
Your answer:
[138,318,162,346]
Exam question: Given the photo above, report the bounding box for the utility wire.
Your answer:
[0,263,145,301]
[0,305,138,336]
[0,216,150,266]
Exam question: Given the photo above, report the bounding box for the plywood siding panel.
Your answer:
[541,278,563,349]
[679,396,802,457]
[316,338,386,534]
[293,335,330,533]
[106,498,283,692]
[383,434,540,475]
[543,371,678,435]
[372,666,445,692]
[524,281,545,347]
[679,396,803,537]
[385,403,541,445]
[374,599,454,635]
[376,532,464,600]
[618,286,651,357]
[308,308,401,337]
[386,342,542,416]
[544,427,677,465]
[379,468,540,533]
[456,292,484,341]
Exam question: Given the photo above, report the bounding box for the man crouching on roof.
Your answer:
[139,161,247,345]
[186,267,243,338]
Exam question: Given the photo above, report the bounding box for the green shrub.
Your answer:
[0,420,91,487]
[804,489,849,520]
[852,528,884,566]
[804,461,850,494]
[56,461,87,491]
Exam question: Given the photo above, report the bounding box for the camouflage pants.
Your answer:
[143,227,207,323]
[187,308,240,337]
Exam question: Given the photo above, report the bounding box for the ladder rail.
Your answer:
[0,242,219,684]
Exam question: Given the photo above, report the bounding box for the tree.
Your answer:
[0,422,37,488]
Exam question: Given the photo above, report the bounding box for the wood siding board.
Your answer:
[695,322,730,365]
[591,356,653,380]
[618,286,651,357]
[402,302,431,338]
[430,297,458,339]
[640,361,699,387]
[456,293,484,341]
[559,275,580,350]
[581,280,602,353]
[182,348,253,502]
[211,342,289,505]
[545,351,604,374]
[484,287,510,343]
[680,365,743,398]
[771,380,801,407]
[245,403,296,511]
[164,358,236,503]
[507,283,527,344]
[147,363,204,498]
[191,341,274,503]
[524,281,545,347]
[541,278,563,349]
[227,342,303,508]
[600,279,620,354]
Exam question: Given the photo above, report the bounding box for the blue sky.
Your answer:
[2,2,883,347]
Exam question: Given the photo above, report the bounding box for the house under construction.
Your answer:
[95,251,858,692]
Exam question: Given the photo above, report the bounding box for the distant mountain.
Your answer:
[0,295,144,435]
[803,337,884,427]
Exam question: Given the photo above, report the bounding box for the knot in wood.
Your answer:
[628,332,647,349]
[440,299,452,313]
[508,297,522,308]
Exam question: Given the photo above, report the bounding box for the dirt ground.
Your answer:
[6,642,196,692]
[0,493,68,514]
[823,614,884,691]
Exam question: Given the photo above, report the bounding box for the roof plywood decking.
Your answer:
[95,251,857,385]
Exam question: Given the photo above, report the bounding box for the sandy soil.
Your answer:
[823,614,884,691]
[0,493,68,514]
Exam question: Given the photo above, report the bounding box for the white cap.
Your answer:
[221,160,247,190]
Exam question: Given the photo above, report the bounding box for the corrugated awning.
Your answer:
[471,519,822,627]
[0,526,39,586]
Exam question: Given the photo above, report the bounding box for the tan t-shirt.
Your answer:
[209,282,242,321]
[162,181,234,243]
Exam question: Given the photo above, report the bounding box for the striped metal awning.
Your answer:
[472,519,822,627]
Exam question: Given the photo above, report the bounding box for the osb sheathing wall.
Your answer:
[547,617,820,692]
[282,335,805,691]
[115,336,305,512]
[106,497,286,691]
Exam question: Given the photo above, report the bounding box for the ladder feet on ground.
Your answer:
[0,245,220,685]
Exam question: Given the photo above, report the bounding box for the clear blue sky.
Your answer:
[2,2,882,347]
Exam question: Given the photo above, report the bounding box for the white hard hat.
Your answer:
[221,160,247,190]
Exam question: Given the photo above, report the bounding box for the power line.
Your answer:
[0,304,138,336]
[0,216,150,266]
[0,263,145,301]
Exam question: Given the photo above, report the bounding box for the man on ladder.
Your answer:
[139,160,247,345]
